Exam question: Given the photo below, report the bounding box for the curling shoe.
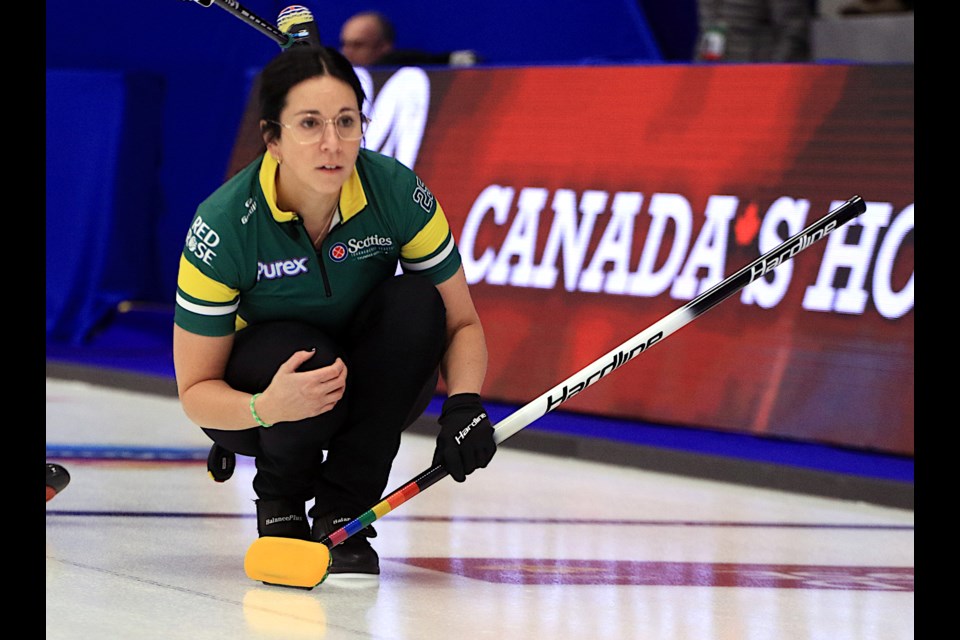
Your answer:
[313,513,380,577]
[256,498,311,540]
[206,443,236,483]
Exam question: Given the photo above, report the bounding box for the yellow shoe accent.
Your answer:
[244,537,332,589]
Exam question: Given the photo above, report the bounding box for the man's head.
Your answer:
[339,11,395,67]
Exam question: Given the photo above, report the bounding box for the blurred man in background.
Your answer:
[340,11,479,67]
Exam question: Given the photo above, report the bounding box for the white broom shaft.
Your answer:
[492,195,867,444]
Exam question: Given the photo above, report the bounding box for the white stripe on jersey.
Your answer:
[176,293,239,316]
[401,236,455,272]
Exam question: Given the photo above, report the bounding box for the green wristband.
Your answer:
[250,393,273,428]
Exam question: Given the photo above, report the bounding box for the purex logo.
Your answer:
[257,257,309,281]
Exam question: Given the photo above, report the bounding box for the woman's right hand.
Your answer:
[255,352,348,425]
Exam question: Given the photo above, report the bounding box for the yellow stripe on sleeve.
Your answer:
[177,255,239,303]
[402,204,451,260]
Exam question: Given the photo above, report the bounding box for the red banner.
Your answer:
[230,64,914,455]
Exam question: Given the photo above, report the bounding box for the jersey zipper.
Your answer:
[295,218,333,298]
[316,247,332,297]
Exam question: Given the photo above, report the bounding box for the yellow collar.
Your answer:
[259,153,368,223]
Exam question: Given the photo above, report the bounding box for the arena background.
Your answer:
[46,0,914,505]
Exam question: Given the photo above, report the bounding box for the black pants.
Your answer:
[202,274,446,518]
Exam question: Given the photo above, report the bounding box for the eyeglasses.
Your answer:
[270,110,370,143]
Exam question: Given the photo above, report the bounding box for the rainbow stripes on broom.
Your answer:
[316,464,448,548]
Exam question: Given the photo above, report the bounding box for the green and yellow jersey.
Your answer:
[175,149,461,337]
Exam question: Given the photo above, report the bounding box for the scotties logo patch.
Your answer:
[329,242,348,262]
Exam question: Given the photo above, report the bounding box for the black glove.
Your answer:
[432,393,497,483]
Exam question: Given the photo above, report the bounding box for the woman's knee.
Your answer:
[354,275,446,347]
[202,427,260,457]
[225,321,344,392]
